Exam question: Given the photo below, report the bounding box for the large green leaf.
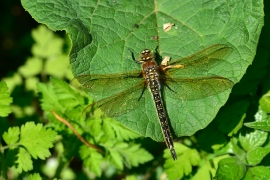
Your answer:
[21,0,264,141]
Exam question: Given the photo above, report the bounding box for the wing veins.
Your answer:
[165,76,233,100]
[169,44,232,67]
[84,82,145,117]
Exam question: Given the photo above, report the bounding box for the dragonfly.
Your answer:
[72,44,234,160]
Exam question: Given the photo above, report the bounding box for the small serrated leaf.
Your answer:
[215,157,246,180]
[245,166,270,179]
[28,173,42,180]
[108,148,123,170]
[25,77,39,91]
[259,90,270,112]
[245,120,270,131]
[192,163,211,180]
[0,81,13,117]
[239,130,268,151]
[2,72,22,92]
[2,127,20,146]
[15,147,33,173]
[85,118,102,137]
[79,145,103,177]
[31,25,63,58]
[37,82,63,112]
[115,143,153,168]
[164,143,200,180]
[103,118,139,141]
[246,147,270,165]
[18,57,43,77]
[45,54,72,79]
[51,78,85,109]
[211,155,231,177]
[19,122,57,159]
[245,107,270,131]
[65,106,86,121]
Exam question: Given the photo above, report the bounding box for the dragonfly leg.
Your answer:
[128,49,141,64]
[138,84,147,101]
[164,83,176,93]
[162,64,184,71]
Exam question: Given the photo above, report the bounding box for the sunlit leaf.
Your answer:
[21,0,264,143]
[245,107,270,131]
[19,122,57,159]
[2,127,20,146]
[79,145,103,177]
[15,147,33,173]
[0,81,13,117]
[246,147,270,165]
[28,173,42,180]
[244,166,270,180]
[164,143,200,179]
[216,157,246,180]
[239,130,268,151]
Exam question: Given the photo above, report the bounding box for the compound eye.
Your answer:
[141,49,150,54]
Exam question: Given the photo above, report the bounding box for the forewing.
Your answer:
[84,82,146,117]
[168,44,233,77]
[71,71,143,100]
[165,76,234,100]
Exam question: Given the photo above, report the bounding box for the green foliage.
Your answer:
[106,142,153,169]
[0,24,74,179]
[213,124,270,179]
[21,0,264,143]
[36,77,153,176]
[216,157,246,180]
[1,0,270,179]
[164,143,200,180]
[19,122,57,159]
[3,25,72,92]
[2,122,57,173]
[0,81,13,117]
[28,173,42,180]
[244,166,270,179]
[79,146,103,177]
[244,105,270,131]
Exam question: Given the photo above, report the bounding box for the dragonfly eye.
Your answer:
[141,49,151,55]
[138,49,155,62]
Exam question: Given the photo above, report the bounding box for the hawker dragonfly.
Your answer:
[72,44,234,160]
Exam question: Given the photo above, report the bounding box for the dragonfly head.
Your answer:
[138,49,155,62]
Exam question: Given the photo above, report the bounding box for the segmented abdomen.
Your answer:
[148,79,177,160]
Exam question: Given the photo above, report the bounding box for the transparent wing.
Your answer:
[167,44,233,77]
[164,76,234,100]
[84,82,146,117]
[71,71,143,99]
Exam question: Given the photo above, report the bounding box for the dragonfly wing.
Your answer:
[71,71,143,100]
[84,82,146,117]
[168,44,233,77]
[165,76,234,100]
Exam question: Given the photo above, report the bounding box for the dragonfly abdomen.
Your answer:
[148,79,177,160]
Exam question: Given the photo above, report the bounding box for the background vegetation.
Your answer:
[0,0,270,180]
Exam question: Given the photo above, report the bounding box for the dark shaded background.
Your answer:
[0,0,38,78]
[0,0,69,79]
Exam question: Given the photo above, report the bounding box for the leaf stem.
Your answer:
[51,110,103,153]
